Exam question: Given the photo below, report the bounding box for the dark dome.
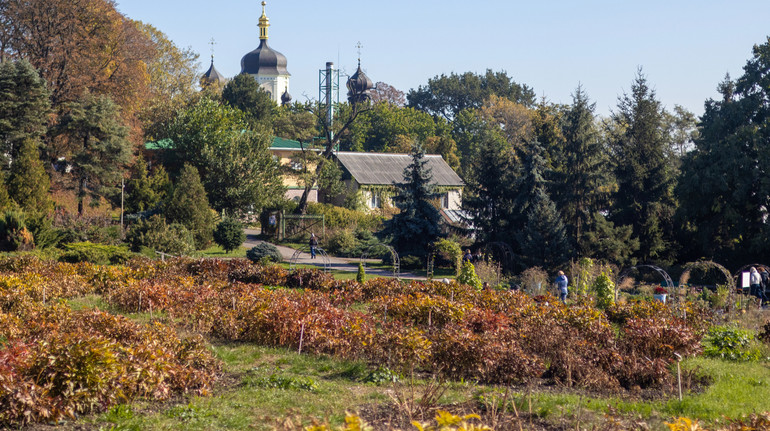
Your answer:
[281,88,292,105]
[202,60,225,85]
[346,62,373,104]
[241,40,290,75]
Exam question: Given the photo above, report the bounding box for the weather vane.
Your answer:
[209,38,216,61]
[356,41,363,65]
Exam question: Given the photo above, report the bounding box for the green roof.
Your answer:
[270,136,304,150]
[145,136,303,151]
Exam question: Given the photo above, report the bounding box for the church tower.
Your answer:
[240,1,290,104]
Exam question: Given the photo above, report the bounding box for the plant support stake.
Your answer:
[298,322,305,354]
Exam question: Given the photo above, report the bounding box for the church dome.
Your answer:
[281,87,292,105]
[202,59,225,85]
[241,40,289,76]
[346,61,373,104]
[241,1,289,76]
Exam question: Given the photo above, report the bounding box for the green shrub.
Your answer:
[325,230,357,255]
[357,262,365,283]
[433,238,462,274]
[58,242,133,265]
[703,326,763,361]
[399,255,423,270]
[593,271,615,309]
[306,202,383,230]
[247,242,282,263]
[0,210,34,251]
[125,215,195,255]
[457,260,482,290]
[213,218,245,253]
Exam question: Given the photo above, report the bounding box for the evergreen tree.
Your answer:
[213,217,245,253]
[677,38,770,265]
[164,164,215,249]
[462,126,520,247]
[554,86,612,255]
[382,142,442,257]
[610,70,676,263]
[514,143,571,270]
[0,59,51,163]
[7,138,51,213]
[125,154,170,213]
[56,92,133,215]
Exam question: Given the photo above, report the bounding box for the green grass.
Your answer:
[196,244,248,258]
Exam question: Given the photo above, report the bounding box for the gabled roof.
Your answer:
[270,136,303,150]
[335,152,464,187]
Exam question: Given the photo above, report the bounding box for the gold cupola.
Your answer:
[258,1,270,40]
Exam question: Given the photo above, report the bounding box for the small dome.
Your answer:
[241,40,290,76]
[346,62,374,104]
[202,60,225,85]
[281,88,292,105]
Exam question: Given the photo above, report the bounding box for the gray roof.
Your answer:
[335,152,464,187]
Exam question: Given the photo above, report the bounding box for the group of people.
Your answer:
[462,249,484,263]
[748,266,768,304]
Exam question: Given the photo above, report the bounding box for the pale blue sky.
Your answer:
[117,0,770,117]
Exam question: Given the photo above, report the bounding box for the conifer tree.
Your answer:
[382,142,442,257]
[125,154,170,213]
[554,86,612,255]
[164,164,215,249]
[0,59,51,163]
[7,138,51,213]
[514,144,571,270]
[610,71,676,263]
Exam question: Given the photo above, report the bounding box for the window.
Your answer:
[370,192,380,208]
[442,193,450,209]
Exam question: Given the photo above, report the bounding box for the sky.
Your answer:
[116,0,770,118]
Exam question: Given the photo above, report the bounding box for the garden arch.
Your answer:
[289,247,330,273]
[618,265,675,300]
[360,243,400,280]
[732,263,770,290]
[679,260,734,291]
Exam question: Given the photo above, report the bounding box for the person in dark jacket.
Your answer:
[309,233,318,259]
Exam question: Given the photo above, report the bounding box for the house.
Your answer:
[269,136,318,202]
[333,151,464,212]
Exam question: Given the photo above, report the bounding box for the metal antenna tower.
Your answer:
[318,62,340,145]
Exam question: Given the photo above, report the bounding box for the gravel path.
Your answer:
[243,229,426,280]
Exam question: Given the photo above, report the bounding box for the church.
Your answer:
[202,1,292,105]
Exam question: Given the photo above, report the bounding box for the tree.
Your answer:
[164,164,215,249]
[461,125,519,246]
[0,59,50,163]
[552,86,612,255]
[124,154,170,213]
[7,138,51,213]
[165,97,284,214]
[677,38,770,264]
[407,70,535,121]
[221,73,276,127]
[381,142,442,257]
[135,21,200,141]
[478,95,533,152]
[56,92,133,215]
[370,81,406,106]
[1,0,152,118]
[213,217,245,253]
[272,102,318,142]
[609,70,676,263]
[513,143,571,270]
[345,102,445,153]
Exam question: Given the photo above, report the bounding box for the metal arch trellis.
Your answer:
[618,265,675,302]
[289,246,330,273]
[679,260,734,291]
[360,243,399,280]
[732,263,770,288]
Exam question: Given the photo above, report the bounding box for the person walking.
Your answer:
[309,233,318,259]
[555,270,569,304]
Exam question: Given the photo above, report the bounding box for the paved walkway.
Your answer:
[243,229,426,280]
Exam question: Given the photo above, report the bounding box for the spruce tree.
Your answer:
[610,70,676,263]
[7,138,51,213]
[514,144,571,270]
[382,142,442,258]
[125,154,170,213]
[554,86,612,255]
[164,164,215,249]
[0,59,51,163]
[462,126,520,247]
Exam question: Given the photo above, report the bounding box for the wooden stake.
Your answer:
[298,322,305,354]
